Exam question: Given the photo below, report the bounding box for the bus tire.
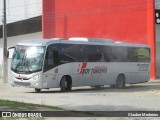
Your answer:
[116,74,125,89]
[35,88,41,93]
[60,76,72,92]
[110,85,116,88]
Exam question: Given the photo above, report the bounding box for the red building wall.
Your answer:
[42,0,155,79]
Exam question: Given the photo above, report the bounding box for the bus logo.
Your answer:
[77,63,107,75]
[77,62,87,74]
[18,75,23,81]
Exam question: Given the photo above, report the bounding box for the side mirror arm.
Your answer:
[7,47,15,59]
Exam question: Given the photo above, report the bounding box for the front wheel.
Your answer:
[116,75,125,89]
[35,88,41,93]
[60,76,72,92]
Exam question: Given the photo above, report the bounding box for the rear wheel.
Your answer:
[110,85,116,88]
[35,88,41,93]
[116,74,125,89]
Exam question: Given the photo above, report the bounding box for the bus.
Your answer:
[9,38,151,92]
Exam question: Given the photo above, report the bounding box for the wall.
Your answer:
[156,24,160,78]
[42,0,155,79]
[0,0,42,25]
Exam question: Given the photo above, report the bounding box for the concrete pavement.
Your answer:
[0,80,160,111]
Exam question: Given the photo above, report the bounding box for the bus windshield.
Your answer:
[11,46,45,74]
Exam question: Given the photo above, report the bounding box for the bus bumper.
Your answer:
[9,74,42,89]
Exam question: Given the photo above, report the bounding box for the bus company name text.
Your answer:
[81,67,107,75]
[137,64,149,72]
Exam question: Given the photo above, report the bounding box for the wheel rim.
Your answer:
[119,79,123,87]
[117,75,124,88]
[65,81,67,88]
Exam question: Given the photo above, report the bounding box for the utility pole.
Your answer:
[2,0,8,83]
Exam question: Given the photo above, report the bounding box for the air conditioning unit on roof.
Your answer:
[69,37,113,43]
[50,38,65,40]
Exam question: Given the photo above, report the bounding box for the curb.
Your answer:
[149,79,160,83]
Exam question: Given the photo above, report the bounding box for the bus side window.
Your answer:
[98,46,110,62]
[128,48,138,62]
[59,44,80,64]
[44,50,53,72]
[53,50,59,65]
[95,53,105,62]
[81,45,98,62]
[47,50,59,65]
[43,44,59,72]
[48,51,54,65]
[137,48,150,62]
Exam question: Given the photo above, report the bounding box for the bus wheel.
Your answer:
[110,85,116,88]
[116,74,125,89]
[60,76,72,92]
[35,88,41,93]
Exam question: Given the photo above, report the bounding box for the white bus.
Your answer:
[9,38,151,92]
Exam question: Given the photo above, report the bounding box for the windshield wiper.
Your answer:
[15,52,27,72]
[24,59,32,73]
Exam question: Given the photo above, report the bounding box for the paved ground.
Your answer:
[0,80,160,112]
[0,80,160,120]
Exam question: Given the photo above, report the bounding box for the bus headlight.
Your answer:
[33,74,40,80]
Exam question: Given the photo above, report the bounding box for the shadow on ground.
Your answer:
[26,82,160,94]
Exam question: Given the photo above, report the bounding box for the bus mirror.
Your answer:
[7,47,15,59]
[7,51,9,58]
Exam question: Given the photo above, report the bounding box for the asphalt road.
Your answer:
[0,80,160,112]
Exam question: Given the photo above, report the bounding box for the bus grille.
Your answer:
[14,81,31,86]
[15,77,29,80]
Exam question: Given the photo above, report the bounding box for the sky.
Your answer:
[0,0,42,25]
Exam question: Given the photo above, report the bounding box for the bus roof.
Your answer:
[17,38,150,48]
